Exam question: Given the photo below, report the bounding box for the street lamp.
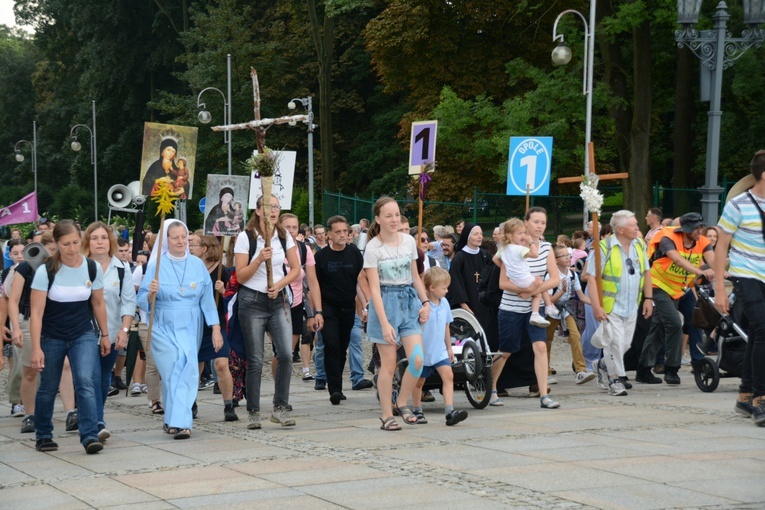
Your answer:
[69,100,98,222]
[197,54,232,175]
[675,0,765,225]
[288,96,315,226]
[14,120,38,197]
[552,2,596,227]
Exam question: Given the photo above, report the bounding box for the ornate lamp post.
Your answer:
[552,1,597,227]
[197,54,233,175]
[288,96,315,226]
[69,101,98,222]
[14,120,38,197]
[675,0,765,224]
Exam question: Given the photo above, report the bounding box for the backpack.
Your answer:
[478,262,502,308]
[46,258,97,291]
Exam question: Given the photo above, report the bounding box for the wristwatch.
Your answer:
[315,310,323,315]
[122,327,130,333]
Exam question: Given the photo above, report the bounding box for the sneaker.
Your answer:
[652,363,666,374]
[752,396,765,427]
[314,379,326,391]
[575,371,596,385]
[681,355,691,366]
[619,376,633,390]
[198,378,214,390]
[247,411,261,430]
[352,379,374,391]
[11,403,25,417]
[546,307,561,320]
[213,382,221,394]
[140,384,148,394]
[224,404,239,422]
[609,379,628,396]
[596,359,609,390]
[540,395,560,409]
[664,370,681,385]
[191,401,198,419]
[529,312,550,327]
[21,415,35,433]
[547,375,558,385]
[98,428,111,442]
[270,406,296,426]
[302,371,315,381]
[107,385,119,397]
[292,352,301,363]
[636,368,662,384]
[735,393,754,417]
[445,409,468,426]
[421,389,436,402]
[114,375,127,390]
[66,410,79,431]
[489,391,504,406]
[85,440,103,454]
[36,438,58,452]
[131,383,142,396]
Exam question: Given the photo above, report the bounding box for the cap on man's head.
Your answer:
[676,212,704,233]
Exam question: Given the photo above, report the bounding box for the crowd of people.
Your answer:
[2,150,764,453]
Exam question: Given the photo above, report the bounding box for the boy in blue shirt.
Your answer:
[410,267,468,426]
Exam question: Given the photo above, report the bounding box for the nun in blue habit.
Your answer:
[137,219,222,439]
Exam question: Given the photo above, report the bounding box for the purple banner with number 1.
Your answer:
[408,120,438,175]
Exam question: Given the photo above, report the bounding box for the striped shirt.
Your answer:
[718,191,765,284]
[500,240,551,313]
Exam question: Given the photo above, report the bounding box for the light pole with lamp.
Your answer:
[551,1,597,227]
[197,54,233,175]
[288,96,315,226]
[14,120,38,197]
[675,0,765,225]
[69,100,98,222]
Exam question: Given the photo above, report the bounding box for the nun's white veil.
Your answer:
[148,219,189,266]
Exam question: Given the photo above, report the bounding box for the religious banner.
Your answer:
[139,122,199,200]
[203,174,250,236]
[0,192,38,226]
[248,150,297,210]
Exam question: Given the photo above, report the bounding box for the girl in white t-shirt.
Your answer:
[495,218,557,327]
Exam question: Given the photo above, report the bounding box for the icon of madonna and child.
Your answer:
[203,174,250,237]
[140,123,198,200]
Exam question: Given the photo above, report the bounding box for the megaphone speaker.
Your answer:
[108,184,132,208]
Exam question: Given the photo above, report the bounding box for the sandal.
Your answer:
[379,417,401,431]
[174,429,191,440]
[151,402,164,415]
[397,405,418,425]
[540,395,560,409]
[163,424,179,435]
[413,410,428,424]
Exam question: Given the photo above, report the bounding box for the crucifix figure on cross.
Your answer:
[556,142,629,303]
[210,67,309,287]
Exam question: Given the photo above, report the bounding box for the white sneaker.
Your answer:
[575,371,596,385]
[596,359,610,390]
[547,375,558,385]
[130,383,142,396]
[681,355,691,366]
[546,307,561,320]
[98,428,111,442]
[11,404,25,417]
[140,384,148,393]
[609,379,628,396]
[489,392,504,406]
[529,313,550,327]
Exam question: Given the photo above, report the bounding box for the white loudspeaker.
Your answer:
[108,184,132,208]
[127,180,145,206]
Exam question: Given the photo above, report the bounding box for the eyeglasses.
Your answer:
[556,254,571,259]
[137,250,150,256]
[266,205,281,211]
[188,243,200,248]
[625,257,635,275]
[420,237,428,243]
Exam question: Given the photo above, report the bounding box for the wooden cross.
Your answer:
[210,68,308,288]
[475,271,481,283]
[556,142,629,306]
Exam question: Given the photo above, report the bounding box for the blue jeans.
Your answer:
[35,330,101,447]
[97,344,119,430]
[237,287,292,412]
[314,331,325,381]
[349,315,364,385]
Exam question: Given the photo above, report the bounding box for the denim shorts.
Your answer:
[498,309,546,354]
[367,285,422,345]
[421,358,451,379]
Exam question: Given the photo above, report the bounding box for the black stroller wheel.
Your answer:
[694,358,720,393]
[465,366,493,409]
[461,340,484,383]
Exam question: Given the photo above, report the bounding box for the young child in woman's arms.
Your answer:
[495,218,558,327]
[410,267,468,426]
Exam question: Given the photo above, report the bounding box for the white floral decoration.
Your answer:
[579,174,603,215]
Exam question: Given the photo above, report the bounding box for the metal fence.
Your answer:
[323,178,739,238]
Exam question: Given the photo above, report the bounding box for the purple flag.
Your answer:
[0,192,38,226]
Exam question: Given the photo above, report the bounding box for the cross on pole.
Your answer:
[556,142,629,305]
[211,67,308,288]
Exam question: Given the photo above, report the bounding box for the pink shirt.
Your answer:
[286,242,314,307]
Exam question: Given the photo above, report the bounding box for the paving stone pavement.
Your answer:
[1,339,764,509]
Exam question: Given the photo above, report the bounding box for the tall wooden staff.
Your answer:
[145,181,179,352]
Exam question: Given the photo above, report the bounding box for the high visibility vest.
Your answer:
[599,238,647,314]
[650,230,709,299]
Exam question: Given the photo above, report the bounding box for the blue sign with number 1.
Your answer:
[506,137,553,196]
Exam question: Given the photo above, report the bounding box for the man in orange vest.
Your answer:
[635,212,715,385]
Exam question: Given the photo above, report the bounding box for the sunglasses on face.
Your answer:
[626,257,635,275]
[420,237,428,243]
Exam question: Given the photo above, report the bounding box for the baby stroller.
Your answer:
[384,309,494,409]
[692,276,748,392]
